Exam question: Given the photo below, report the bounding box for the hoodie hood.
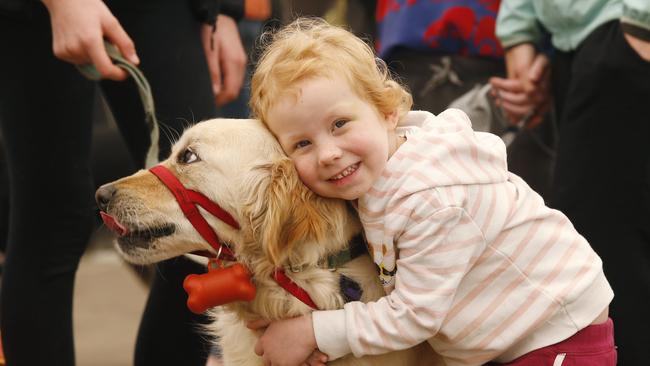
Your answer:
[386,109,509,194]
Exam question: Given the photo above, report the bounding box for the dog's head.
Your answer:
[96,119,358,268]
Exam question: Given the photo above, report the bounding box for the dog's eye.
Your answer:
[178,148,200,164]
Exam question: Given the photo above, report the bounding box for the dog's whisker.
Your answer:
[158,121,181,148]
[187,109,196,126]
[175,117,193,133]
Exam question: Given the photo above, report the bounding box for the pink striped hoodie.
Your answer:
[312,109,613,365]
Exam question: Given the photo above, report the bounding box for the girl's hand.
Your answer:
[42,0,139,80]
[250,314,320,366]
[201,14,247,106]
[302,350,328,366]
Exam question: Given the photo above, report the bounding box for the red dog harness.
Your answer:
[148,165,319,310]
[149,165,239,260]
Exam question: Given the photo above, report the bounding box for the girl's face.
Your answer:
[266,76,401,200]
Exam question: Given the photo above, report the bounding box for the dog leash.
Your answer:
[76,41,160,168]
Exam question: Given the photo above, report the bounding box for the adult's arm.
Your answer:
[41,0,139,80]
[493,0,549,126]
[190,0,245,25]
[201,14,247,106]
[495,0,542,50]
[194,0,247,106]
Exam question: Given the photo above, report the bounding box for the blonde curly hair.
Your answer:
[250,17,412,124]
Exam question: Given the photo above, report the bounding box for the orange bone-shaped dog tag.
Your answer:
[183,262,256,314]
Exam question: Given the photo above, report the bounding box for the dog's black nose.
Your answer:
[95,184,116,211]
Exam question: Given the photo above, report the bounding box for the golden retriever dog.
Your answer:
[96,118,436,366]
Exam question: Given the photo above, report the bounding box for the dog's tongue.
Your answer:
[100,211,128,236]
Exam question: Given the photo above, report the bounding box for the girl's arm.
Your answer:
[313,203,485,360]
[254,188,486,363]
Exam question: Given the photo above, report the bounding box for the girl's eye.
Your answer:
[295,140,311,149]
[179,148,200,164]
[334,119,348,129]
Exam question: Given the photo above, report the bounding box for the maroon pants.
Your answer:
[488,318,616,366]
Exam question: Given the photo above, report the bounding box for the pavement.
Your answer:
[0,229,147,366]
[73,229,149,366]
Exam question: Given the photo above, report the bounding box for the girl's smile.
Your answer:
[328,162,360,186]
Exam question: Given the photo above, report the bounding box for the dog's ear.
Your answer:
[256,158,339,266]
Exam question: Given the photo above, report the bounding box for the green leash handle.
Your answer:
[77,41,160,168]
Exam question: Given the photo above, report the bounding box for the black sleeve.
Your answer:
[0,0,36,20]
[219,0,244,22]
[189,0,244,25]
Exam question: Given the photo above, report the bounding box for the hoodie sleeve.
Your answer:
[312,199,486,359]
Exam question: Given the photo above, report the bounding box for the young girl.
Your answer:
[248,18,615,366]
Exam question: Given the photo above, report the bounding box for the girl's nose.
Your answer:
[318,144,342,165]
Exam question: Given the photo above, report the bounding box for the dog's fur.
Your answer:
[99,119,436,365]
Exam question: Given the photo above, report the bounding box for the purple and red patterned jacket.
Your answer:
[376,0,503,59]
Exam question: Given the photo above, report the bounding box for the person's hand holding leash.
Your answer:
[201,14,247,106]
[42,0,139,80]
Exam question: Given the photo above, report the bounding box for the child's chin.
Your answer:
[319,188,353,200]
[337,190,363,201]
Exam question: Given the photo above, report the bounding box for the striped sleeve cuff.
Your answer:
[312,309,351,361]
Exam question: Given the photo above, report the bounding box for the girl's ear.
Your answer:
[384,109,399,129]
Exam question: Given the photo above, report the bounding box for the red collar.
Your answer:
[273,269,319,309]
[149,165,319,310]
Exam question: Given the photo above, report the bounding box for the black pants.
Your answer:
[551,20,650,366]
[0,1,217,365]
